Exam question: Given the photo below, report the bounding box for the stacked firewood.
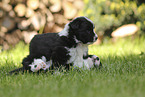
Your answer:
[0,0,84,50]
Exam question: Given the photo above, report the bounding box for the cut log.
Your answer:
[0,37,4,45]
[49,0,61,12]
[27,0,39,10]
[5,34,19,45]
[73,0,84,10]
[42,8,54,22]
[14,4,26,17]
[1,16,15,31]
[0,31,5,38]
[0,26,7,37]
[2,0,10,3]
[18,19,31,30]
[44,23,63,33]
[25,7,34,18]
[62,0,77,19]
[0,9,4,18]
[22,31,38,44]
[14,29,23,39]
[39,1,46,9]
[3,42,9,50]
[46,10,54,22]
[54,14,69,25]
[52,24,63,32]
[41,0,50,7]
[67,0,74,2]
[111,24,138,37]
[44,22,55,33]
[2,3,12,12]
[9,10,16,18]
[30,12,46,30]
[5,30,22,45]
[0,26,8,33]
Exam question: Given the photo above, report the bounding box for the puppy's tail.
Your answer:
[9,67,25,75]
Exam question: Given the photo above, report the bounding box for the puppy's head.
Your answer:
[69,17,98,44]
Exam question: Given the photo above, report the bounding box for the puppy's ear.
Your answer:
[69,20,81,30]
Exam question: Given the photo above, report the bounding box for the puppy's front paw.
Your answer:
[91,55,102,68]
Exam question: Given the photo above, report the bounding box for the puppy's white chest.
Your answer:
[67,44,88,67]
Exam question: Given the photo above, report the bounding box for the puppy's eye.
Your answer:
[34,65,37,68]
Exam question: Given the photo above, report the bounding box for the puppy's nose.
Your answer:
[95,37,98,40]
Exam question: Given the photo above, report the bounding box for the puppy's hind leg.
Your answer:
[22,55,36,71]
[52,46,70,69]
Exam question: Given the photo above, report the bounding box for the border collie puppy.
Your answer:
[9,16,101,74]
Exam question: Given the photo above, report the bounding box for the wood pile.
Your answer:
[0,0,84,50]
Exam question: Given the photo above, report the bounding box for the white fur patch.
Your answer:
[58,23,69,36]
[67,44,88,68]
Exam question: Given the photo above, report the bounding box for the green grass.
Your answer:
[0,36,145,97]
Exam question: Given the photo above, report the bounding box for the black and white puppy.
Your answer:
[9,16,101,74]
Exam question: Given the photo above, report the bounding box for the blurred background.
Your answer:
[0,0,145,50]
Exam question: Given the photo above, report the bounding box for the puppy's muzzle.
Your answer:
[93,34,98,42]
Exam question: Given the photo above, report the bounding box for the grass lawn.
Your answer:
[0,36,145,97]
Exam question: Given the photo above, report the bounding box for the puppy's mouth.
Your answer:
[94,36,98,41]
[74,34,98,44]
[86,35,98,44]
